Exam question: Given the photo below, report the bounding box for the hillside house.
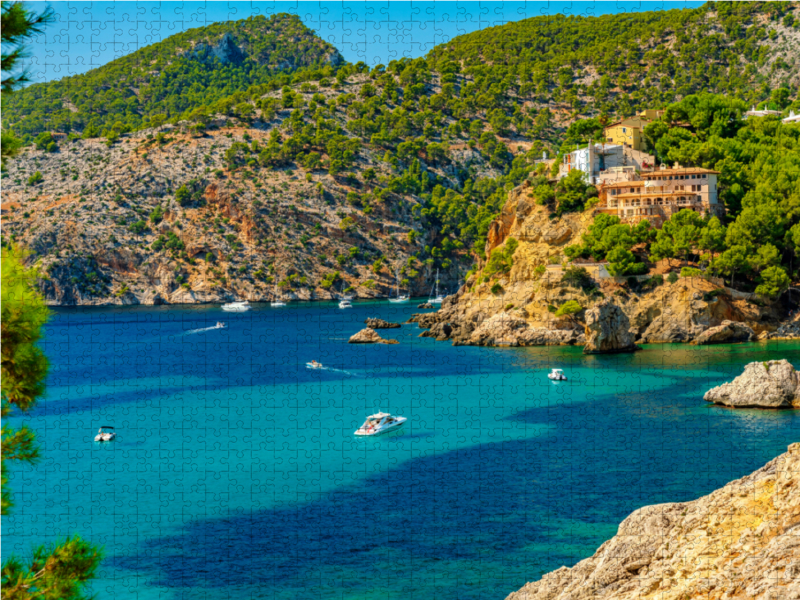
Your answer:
[597,163,723,227]
[558,143,655,184]
[784,111,800,124]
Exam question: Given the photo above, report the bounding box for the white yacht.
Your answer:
[94,426,116,442]
[548,369,567,381]
[339,299,352,309]
[306,360,324,369]
[354,412,407,436]
[215,321,226,329]
[388,276,409,303]
[222,300,251,312]
[428,269,445,304]
[270,281,286,307]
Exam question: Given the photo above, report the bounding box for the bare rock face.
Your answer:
[364,318,401,329]
[692,319,755,345]
[467,313,583,347]
[703,360,800,408]
[348,328,399,344]
[583,300,639,354]
[506,443,800,600]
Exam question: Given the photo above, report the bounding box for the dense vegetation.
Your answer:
[566,92,800,298]
[429,2,798,118]
[2,13,341,141]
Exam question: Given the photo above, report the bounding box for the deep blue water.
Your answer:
[5,301,800,600]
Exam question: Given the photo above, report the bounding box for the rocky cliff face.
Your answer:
[506,443,800,600]
[410,181,786,348]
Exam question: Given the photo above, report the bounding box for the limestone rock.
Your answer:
[364,318,401,329]
[467,313,582,347]
[692,319,755,344]
[506,443,800,600]
[703,360,800,408]
[583,300,639,354]
[348,328,399,344]
[417,302,433,309]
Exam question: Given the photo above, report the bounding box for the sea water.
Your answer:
[5,301,800,600]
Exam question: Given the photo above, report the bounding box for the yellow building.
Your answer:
[604,111,664,152]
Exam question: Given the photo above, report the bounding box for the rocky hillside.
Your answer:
[506,442,800,600]
[410,178,790,347]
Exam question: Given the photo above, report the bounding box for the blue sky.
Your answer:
[24,1,704,83]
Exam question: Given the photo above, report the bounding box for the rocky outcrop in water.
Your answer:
[583,300,639,354]
[692,319,755,345]
[364,318,401,329]
[348,328,399,344]
[506,442,800,600]
[703,360,800,408]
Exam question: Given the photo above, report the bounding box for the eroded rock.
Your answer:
[703,359,800,408]
[364,318,401,329]
[692,319,755,345]
[348,328,399,344]
[506,443,800,600]
[583,300,639,354]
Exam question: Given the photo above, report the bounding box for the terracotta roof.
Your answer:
[612,192,703,200]
[643,167,719,177]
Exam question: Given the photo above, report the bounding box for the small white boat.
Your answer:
[339,299,352,309]
[306,360,324,369]
[270,300,286,307]
[548,369,567,381]
[354,412,407,436]
[222,301,251,312]
[215,321,226,329]
[94,426,116,442]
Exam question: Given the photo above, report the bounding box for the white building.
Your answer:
[783,110,800,124]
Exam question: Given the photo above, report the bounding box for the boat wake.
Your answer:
[183,324,226,336]
[306,365,358,376]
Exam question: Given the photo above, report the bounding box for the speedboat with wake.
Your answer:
[215,321,226,329]
[94,426,116,442]
[548,369,567,381]
[222,300,251,312]
[306,360,324,369]
[354,412,407,436]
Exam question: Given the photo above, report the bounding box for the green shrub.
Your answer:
[680,267,703,278]
[667,272,678,284]
[490,282,504,295]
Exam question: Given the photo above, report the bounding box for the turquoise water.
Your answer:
[5,301,800,600]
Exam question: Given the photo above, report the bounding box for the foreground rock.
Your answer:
[704,359,800,408]
[348,328,399,344]
[417,302,433,309]
[465,313,583,347]
[692,319,755,345]
[364,318,401,329]
[507,443,800,600]
[583,300,639,354]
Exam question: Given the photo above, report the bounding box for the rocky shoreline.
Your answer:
[506,443,800,600]
[705,359,800,409]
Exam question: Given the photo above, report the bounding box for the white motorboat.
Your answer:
[548,369,567,381]
[306,360,324,369]
[354,412,407,436]
[428,269,444,304]
[339,299,352,309]
[94,426,116,442]
[271,280,286,307]
[215,321,226,329]
[222,300,251,312]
